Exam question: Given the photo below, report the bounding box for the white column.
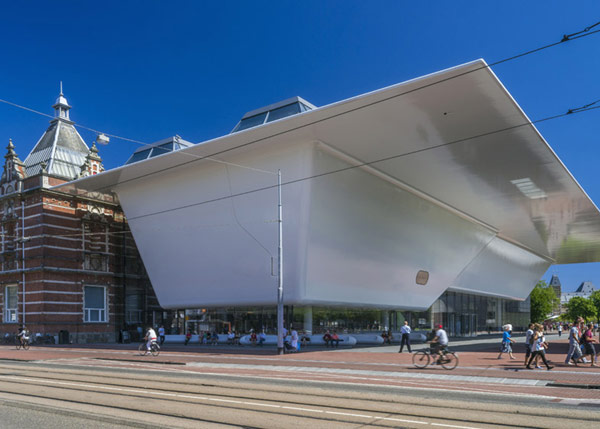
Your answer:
[382,311,389,331]
[303,306,313,335]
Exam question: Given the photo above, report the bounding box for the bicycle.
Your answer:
[412,348,458,370]
[15,336,30,351]
[138,340,160,356]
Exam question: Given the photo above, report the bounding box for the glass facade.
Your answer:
[162,291,530,337]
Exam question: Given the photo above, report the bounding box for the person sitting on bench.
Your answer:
[331,331,340,348]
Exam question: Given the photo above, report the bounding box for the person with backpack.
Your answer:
[524,323,535,366]
[581,322,598,367]
[565,320,583,365]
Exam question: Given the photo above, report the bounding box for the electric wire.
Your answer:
[119,102,600,222]
[2,99,597,238]
[0,21,597,234]
[50,20,600,196]
[0,104,275,176]
[2,20,599,179]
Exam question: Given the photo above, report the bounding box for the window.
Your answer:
[84,286,106,323]
[266,102,301,123]
[125,294,142,324]
[233,112,268,132]
[125,148,152,164]
[149,142,173,158]
[4,285,18,323]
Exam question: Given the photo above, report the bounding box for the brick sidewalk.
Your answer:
[1,336,599,403]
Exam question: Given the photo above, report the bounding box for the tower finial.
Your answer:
[60,81,63,95]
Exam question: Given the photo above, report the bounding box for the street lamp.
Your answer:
[277,169,284,355]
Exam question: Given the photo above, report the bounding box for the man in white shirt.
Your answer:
[399,321,412,353]
[430,324,448,363]
[145,326,157,352]
[565,320,583,365]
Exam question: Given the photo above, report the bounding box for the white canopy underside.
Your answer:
[55,60,600,310]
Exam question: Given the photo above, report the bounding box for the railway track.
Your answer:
[0,361,597,428]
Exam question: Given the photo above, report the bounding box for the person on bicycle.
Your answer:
[17,325,29,346]
[144,326,157,352]
[430,324,449,363]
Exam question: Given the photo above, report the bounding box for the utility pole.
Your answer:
[20,201,28,326]
[277,169,284,355]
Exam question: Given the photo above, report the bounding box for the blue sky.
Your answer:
[0,2,599,292]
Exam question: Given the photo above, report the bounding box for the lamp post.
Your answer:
[277,169,284,355]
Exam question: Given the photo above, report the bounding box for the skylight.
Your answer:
[125,136,194,165]
[510,178,547,199]
[231,96,316,133]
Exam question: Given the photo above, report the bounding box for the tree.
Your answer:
[529,280,559,323]
[588,290,600,322]
[563,296,597,322]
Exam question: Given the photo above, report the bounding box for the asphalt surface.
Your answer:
[1,333,599,406]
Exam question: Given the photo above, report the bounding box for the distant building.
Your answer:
[0,89,162,343]
[548,274,562,315]
[561,281,596,310]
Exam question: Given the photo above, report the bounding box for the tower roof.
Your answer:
[24,88,90,179]
[575,281,595,294]
[549,274,561,287]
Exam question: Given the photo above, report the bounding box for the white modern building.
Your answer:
[56,60,600,335]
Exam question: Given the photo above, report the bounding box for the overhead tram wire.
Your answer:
[121,100,600,223]
[37,19,598,197]
[1,19,598,189]
[0,20,597,238]
[0,100,275,176]
[3,100,599,240]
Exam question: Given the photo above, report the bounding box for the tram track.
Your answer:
[0,362,596,428]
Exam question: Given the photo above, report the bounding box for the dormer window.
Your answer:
[231,97,316,134]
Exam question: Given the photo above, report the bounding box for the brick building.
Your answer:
[0,90,161,343]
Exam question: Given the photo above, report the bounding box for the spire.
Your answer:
[1,138,27,187]
[52,82,72,122]
[79,142,104,178]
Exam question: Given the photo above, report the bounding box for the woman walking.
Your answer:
[527,324,554,370]
[497,324,516,360]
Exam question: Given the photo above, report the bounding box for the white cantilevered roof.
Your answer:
[55,59,600,265]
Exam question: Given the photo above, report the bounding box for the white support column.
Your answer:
[382,311,390,331]
[303,306,313,335]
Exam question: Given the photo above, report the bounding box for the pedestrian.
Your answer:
[565,321,583,365]
[524,323,535,366]
[527,324,553,370]
[184,330,192,346]
[497,324,516,360]
[582,323,598,367]
[158,325,165,345]
[557,323,562,338]
[398,320,412,353]
[290,327,299,351]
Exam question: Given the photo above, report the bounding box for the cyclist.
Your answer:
[17,325,29,347]
[144,326,158,352]
[430,324,449,364]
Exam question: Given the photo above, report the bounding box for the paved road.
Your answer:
[0,360,596,429]
[0,336,598,428]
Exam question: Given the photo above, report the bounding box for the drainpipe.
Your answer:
[21,200,26,326]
